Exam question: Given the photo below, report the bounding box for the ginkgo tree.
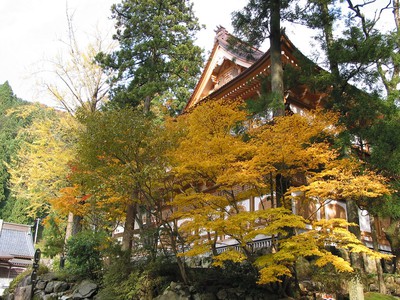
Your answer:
[6,104,79,256]
[8,105,78,221]
[37,14,114,115]
[168,99,391,295]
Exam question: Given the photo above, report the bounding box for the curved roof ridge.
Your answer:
[214,26,264,62]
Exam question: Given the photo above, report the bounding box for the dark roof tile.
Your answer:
[0,226,35,259]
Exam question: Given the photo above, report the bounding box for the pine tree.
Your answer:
[98,0,203,115]
[232,0,296,116]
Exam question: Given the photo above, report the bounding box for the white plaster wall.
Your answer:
[358,209,371,233]
[0,277,13,296]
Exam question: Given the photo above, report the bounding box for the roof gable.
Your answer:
[186,27,264,110]
[185,29,325,112]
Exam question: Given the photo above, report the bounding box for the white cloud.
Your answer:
[0,0,114,104]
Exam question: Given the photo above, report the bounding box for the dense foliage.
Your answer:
[0,82,29,221]
[65,230,108,281]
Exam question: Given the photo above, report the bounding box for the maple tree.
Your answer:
[68,107,195,283]
[255,218,391,285]
[169,100,262,256]
[249,111,389,208]
[168,100,390,293]
[71,108,168,251]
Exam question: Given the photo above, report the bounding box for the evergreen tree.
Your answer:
[0,81,20,110]
[232,0,301,209]
[232,1,398,296]
[302,0,399,248]
[363,0,400,276]
[232,0,296,116]
[0,82,27,219]
[98,0,203,114]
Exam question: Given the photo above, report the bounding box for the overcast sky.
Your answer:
[0,0,262,105]
[4,1,388,106]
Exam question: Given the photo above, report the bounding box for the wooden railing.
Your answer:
[216,237,273,254]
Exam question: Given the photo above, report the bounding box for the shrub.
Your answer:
[98,253,179,300]
[41,214,66,258]
[365,292,399,300]
[65,230,108,281]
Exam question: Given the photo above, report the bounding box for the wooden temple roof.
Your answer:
[185,27,326,112]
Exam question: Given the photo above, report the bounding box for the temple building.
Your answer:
[0,220,35,295]
[186,26,323,114]
[183,26,390,253]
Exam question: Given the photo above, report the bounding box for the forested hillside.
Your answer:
[0,81,28,220]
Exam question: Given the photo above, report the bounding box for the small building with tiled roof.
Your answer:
[0,220,35,295]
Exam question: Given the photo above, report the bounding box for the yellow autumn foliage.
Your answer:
[169,99,392,285]
[256,218,392,284]
[8,106,79,219]
[213,250,247,267]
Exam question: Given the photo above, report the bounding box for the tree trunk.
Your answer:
[276,173,289,209]
[142,209,158,260]
[269,172,275,208]
[348,276,365,300]
[318,0,344,109]
[160,220,189,284]
[269,0,284,117]
[171,232,189,284]
[319,2,340,81]
[370,215,387,293]
[346,199,365,298]
[384,220,400,273]
[347,199,362,240]
[65,212,82,241]
[144,96,151,114]
[122,203,136,252]
[132,204,159,259]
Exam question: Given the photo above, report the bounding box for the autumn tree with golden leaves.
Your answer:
[168,100,390,295]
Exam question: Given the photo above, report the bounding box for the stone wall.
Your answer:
[3,272,400,300]
[2,273,98,300]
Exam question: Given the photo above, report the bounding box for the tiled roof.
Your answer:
[0,222,35,259]
[215,26,264,62]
